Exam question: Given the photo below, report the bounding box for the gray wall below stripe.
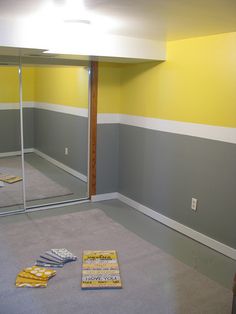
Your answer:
[23,108,34,149]
[96,124,119,194]
[118,124,236,248]
[0,109,34,153]
[34,109,88,176]
[0,110,21,153]
[0,108,88,177]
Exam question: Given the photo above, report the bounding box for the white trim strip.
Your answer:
[97,113,120,124]
[117,193,236,260]
[0,148,34,158]
[0,102,88,117]
[1,103,235,144]
[0,103,19,110]
[91,192,119,202]
[0,102,34,110]
[97,113,236,144]
[23,102,35,108]
[91,192,236,260]
[35,102,88,117]
[26,198,89,213]
[0,199,90,217]
[34,149,87,183]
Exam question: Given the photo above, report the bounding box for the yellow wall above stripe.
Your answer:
[98,32,236,128]
[0,65,89,108]
[0,67,35,103]
[23,67,36,101]
[0,67,19,103]
[1,32,236,128]
[34,66,89,108]
[98,63,122,114]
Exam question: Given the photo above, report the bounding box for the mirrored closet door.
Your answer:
[0,64,24,214]
[0,54,90,216]
[22,63,89,208]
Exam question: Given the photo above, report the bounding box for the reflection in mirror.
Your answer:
[0,65,24,214]
[22,64,89,208]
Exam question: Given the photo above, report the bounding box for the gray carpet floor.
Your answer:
[0,208,232,314]
[0,156,73,208]
[24,153,87,206]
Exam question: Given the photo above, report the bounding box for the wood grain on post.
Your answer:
[89,61,98,197]
[232,273,236,314]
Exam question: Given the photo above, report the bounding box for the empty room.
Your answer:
[0,1,235,314]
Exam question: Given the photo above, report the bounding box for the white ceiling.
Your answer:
[0,0,236,41]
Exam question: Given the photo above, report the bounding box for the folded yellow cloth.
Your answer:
[15,266,56,288]
[23,266,56,280]
[15,276,48,288]
[17,271,48,281]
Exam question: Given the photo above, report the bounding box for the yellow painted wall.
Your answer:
[0,67,19,102]
[34,66,89,108]
[0,65,89,107]
[1,32,236,128]
[22,67,36,101]
[0,67,34,103]
[0,67,35,103]
[97,62,122,113]
[98,32,236,128]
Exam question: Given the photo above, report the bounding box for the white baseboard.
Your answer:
[91,192,119,202]
[34,149,87,183]
[0,148,34,158]
[91,192,236,260]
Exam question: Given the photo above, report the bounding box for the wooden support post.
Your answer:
[232,273,236,314]
[89,61,98,197]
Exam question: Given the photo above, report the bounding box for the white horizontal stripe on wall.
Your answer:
[0,102,34,110]
[35,102,88,117]
[91,192,236,260]
[1,103,235,144]
[0,103,20,110]
[0,102,88,117]
[97,113,120,124]
[97,113,236,144]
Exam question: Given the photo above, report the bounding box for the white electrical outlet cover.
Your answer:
[191,198,198,211]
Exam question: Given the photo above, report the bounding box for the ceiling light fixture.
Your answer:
[64,19,91,24]
[24,0,121,37]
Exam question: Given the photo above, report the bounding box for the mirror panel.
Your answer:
[22,64,89,208]
[0,65,24,214]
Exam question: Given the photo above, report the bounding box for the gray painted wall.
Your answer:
[0,108,88,177]
[0,110,21,153]
[96,124,119,194]
[23,108,34,149]
[0,108,34,153]
[118,124,236,248]
[34,109,88,176]
[2,108,235,249]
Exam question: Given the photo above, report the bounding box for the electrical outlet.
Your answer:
[65,147,69,155]
[191,198,198,211]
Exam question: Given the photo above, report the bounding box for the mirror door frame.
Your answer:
[0,56,95,216]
